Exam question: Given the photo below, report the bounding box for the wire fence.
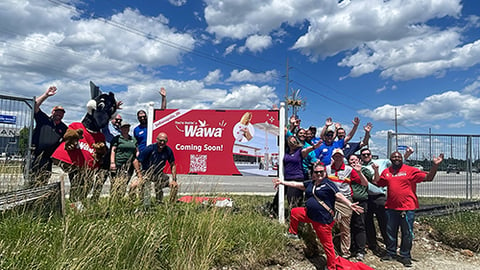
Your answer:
[388,132,480,199]
[0,94,34,192]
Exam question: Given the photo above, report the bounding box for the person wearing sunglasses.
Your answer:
[360,147,415,257]
[101,114,123,147]
[134,87,168,154]
[274,162,365,270]
[131,132,177,205]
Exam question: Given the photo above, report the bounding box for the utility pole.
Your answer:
[285,57,290,117]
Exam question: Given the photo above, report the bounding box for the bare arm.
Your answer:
[352,162,368,186]
[35,86,57,113]
[371,163,380,184]
[133,159,142,179]
[320,117,333,141]
[159,87,167,109]
[345,116,360,144]
[273,178,306,191]
[169,162,178,188]
[404,146,414,161]
[424,153,444,182]
[301,139,322,158]
[360,122,372,147]
[335,192,364,214]
[110,146,117,171]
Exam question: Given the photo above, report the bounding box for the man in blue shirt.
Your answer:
[134,87,167,153]
[131,132,177,205]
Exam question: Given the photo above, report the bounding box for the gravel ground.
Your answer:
[263,222,480,270]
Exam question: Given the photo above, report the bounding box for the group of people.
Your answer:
[30,86,177,205]
[274,115,444,269]
[30,85,445,268]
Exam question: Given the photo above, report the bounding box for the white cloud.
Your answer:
[212,84,278,109]
[226,69,278,83]
[168,0,187,7]
[242,35,272,53]
[203,0,475,81]
[448,121,465,128]
[359,91,480,126]
[223,44,236,56]
[376,86,387,93]
[204,69,223,85]
[204,0,318,39]
[292,0,462,59]
[462,77,480,94]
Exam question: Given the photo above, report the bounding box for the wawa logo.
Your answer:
[176,120,227,138]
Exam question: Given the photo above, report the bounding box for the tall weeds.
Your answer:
[0,195,286,270]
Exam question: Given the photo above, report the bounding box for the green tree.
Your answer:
[18,127,29,155]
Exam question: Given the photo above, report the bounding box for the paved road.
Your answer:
[2,166,480,199]
[47,165,278,197]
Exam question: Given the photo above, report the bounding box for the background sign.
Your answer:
[152,109,279,175]
[0,115,16,124]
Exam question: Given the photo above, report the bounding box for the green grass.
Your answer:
[1,195,480,270]
[417,196,480,252]
[0,195,287,270]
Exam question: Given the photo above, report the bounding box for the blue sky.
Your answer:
[1,0,479,157]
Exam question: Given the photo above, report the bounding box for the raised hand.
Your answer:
[45,86,57,97]
[352,116,360,126]
[433,153,444,165]
[116,100,123,110]
[159,87,167,97]
[325,117,333,126]
[364,122,373,132]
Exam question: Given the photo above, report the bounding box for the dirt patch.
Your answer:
[263,222,480,270]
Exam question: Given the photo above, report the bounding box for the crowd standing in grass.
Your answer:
[29,86,447,269]
[272,113,444,269]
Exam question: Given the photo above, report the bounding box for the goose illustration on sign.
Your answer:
[233,112,254,142]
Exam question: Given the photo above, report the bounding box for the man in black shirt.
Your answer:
[30,86,67,186]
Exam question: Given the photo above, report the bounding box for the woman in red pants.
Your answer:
[274,162,364,270]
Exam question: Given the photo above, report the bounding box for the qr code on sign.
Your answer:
[190,154,207,173]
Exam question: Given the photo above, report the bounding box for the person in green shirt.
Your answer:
[109,121,138,200]
[348,154,369,261]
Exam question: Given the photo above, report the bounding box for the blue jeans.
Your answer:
[385,209,415,258]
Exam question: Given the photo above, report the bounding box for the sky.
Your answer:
[1,0,479,158]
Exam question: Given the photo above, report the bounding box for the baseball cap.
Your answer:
[52,105,65,112]
[332,148,344,156]
[120,121,131,128]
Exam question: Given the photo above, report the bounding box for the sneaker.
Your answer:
[381,254,394,261]
[397,256,412,267]
[355,253,365,261]
[284,232,300,240]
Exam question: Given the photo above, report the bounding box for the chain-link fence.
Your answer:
[0,94,34,192]
[388,132,480,199]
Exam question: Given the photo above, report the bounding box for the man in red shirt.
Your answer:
[373,151,444,267]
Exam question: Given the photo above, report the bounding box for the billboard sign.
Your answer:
[152,109,279,175]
